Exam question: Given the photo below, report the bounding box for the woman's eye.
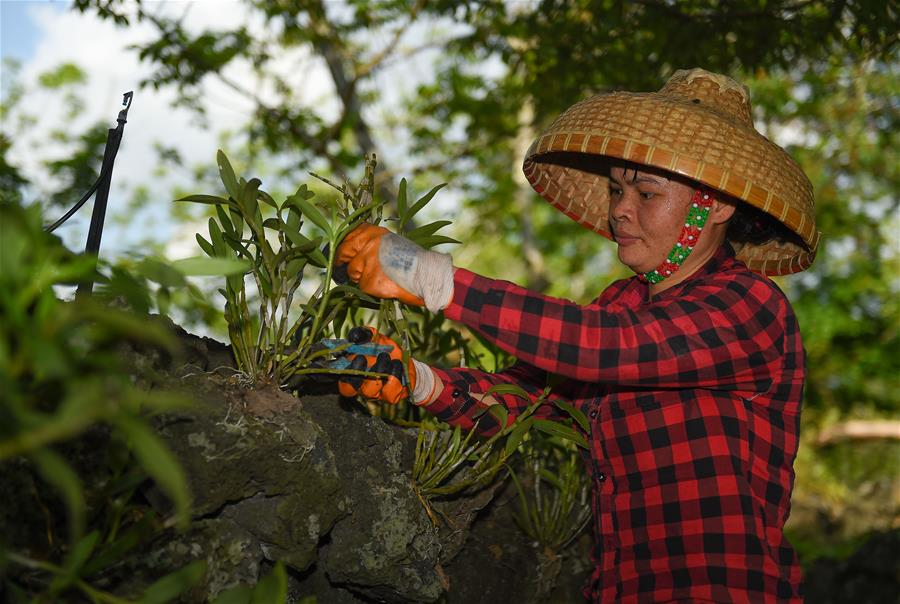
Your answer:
[610,187,623,197]
[640,191,655,200]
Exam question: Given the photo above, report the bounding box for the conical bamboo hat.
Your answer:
[522,68,819,275]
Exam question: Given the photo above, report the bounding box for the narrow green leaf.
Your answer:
[293,183,315,200]
[284,230,319,252]
[217,150,241,200]
[230,207,245,239]
[30,450,85,540]
[306,246,328,268]
[171,256,250,277]
[49,530,100,593]
[484,383,532,400]
[115,415,191,528]
[407,183,446,219]
[504,417,535,457]
[285,257,308,278]
[286,206,302,232]
[553,400,590,434]
[241,178,262,208]
[175,194,232,206]
[258,189,278,209]
[83,511,157,576]
[483,404,509,428]
[287,189,331,236]
[533,419,589,449]
[216,204,235,236]
[223,234,253,259]
[397,178,408,219]
[196,234,215,257]
[537,467,564,489]
[405,220,452,239]
[262,217,281,230]
[345,200,381,226]
[140,560,207,604]
[209,217,227,256]
[411,234,461,249]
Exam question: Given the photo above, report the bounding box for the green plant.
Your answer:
[177,151,457,390]
[409,384,584,521]
[410,387,541,520]
[509,436,591,594]
[0,201,199,601]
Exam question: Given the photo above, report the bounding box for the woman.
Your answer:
[335,68,818,603]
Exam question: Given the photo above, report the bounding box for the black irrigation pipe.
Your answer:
[44,91,133,296]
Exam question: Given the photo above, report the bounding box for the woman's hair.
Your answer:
[726,200,806,248]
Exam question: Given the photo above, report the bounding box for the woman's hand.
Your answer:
[337,326,417,405]
[335,224,454,312]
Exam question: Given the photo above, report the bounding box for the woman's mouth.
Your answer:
[615,233,640,246]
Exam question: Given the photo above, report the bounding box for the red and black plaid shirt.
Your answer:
[426,245,804,603]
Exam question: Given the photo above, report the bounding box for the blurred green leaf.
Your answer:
[136,258,187,288]
[30,450,86,541]
[250,562,287,604]
[140,560,206,604]
[49,530,99,593]
[115,415,191,529]
[171,256,250,277]
[82,511,157,576]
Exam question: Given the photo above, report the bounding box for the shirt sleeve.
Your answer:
[423,361,571,435]
[444,268,786,392]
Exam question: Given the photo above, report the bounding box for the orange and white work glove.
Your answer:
[337,326,439,406]
[335,224,454,313]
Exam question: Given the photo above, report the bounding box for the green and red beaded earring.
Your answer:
[639,189,716,284]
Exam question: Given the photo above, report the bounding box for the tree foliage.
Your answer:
[9,0,898,568]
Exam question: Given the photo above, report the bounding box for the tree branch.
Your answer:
[817,420,900,445]
[355,0,424,79]
[307,0,399,207]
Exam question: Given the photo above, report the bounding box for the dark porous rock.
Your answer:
[802,528,900,604]
[4,324,591,603]
[103,518,262,602]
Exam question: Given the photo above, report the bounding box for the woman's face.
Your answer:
[608,166,697,274]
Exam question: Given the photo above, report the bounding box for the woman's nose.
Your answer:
[610,191,634,222]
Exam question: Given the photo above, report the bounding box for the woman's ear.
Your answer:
[710,196,737,225]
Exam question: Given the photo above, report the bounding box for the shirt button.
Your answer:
[589,409,598,418]
[451,388,462,398]
[597,472,606,482]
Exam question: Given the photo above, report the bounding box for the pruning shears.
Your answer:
[310,338,394,370]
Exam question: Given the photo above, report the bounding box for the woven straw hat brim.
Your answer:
[523,88,820,276]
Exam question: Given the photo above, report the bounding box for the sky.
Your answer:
[3,1,252,257]
[1,1,50,61]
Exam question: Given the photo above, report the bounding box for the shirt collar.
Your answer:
[628,243,738,304]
